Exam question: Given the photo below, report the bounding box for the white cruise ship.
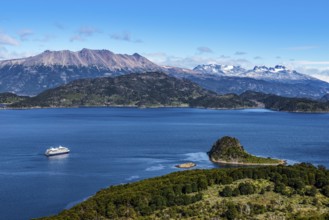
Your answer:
[45,146,70,156]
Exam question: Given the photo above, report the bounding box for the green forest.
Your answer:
[38,163,329,220]
[208,136,283,165]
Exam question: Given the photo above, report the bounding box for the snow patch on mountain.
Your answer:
[193,64,246,76]
[194,64,317,82]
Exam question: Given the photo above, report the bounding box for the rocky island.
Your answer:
[208,136,285,165]
[175,162,196,168]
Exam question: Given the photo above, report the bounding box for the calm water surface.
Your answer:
[0,108,328,219]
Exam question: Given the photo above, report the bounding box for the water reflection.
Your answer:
[47,154,69,162]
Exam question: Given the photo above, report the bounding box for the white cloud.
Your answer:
[281,60,329,82]
[17,29,33,41]
[70,26,100,42]
[234,51,247,55]
[0,32,19,46]
[0,46,7,59]
[220,55,230,59]
[70,35,84,42]
[0,46,35,60]
[78,26,100,36]
[197,46,213,54]
[54,22,65,30]
[111,31,131,41]
[311,74,329,82]
[144,52,252,69]
[110,31,142,43]
[34,34,56,42]
[292,60,329,66]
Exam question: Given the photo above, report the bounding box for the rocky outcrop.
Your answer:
[175,162,196,169]
[208,136,284,165]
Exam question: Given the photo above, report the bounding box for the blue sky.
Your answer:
[1,0,329,80]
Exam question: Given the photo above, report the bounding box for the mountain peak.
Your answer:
[0,49,162,95]
[0,49,160,69]
[253,66,269,72]
[253,65,288,72]
[132,52,142,57]
[193,64,245,76]
[192,63,317,83]
[274,65,286,70]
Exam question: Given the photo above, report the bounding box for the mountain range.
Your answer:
[0,49,328,99]
[9,72,255,109]
[193,64,315,82]
[6,72,329,113]
[172,64,329,99]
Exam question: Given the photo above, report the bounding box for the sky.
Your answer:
[1,0,329,81]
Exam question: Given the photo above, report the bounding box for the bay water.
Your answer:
[0,108,328,219]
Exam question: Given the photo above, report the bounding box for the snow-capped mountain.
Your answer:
[244,65,315,82]
[193,64,246,76]
[168,64,329,99]
[0,49,161,95]
[193,64,316,82]
[1,50,329,99]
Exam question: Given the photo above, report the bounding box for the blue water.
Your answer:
[0,108,329,219]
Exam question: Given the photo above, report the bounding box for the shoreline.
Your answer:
[0,105,257,111]
[1,104,329,113]
[210,158,286,166]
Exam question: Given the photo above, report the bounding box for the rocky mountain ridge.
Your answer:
[4,72,329,113]
[0,49,161,95]
[9,72,255,109]
[1,49,329,98]
[193,64,316,82]
[0,49,160,70]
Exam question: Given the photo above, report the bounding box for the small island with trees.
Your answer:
[208,136,285,165]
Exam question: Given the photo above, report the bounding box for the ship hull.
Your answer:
[45,151,70,157]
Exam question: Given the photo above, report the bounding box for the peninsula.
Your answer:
[208,136,285,165]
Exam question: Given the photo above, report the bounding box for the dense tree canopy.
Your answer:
[38,163,329,220]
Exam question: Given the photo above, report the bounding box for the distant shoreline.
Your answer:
[0,105,257,111]
[1,105,329,113]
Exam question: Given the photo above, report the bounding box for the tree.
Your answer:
[225,203,239,220]
[232,187,241,196]
[315,177,329,188]
[197,177,208,191]
[221,175,234,185]
[220,186,233,197]
[106,203,118,218]
[191,182,198,192]
[322,185,329,197]
[288,178,305,191]
[305,186,317,197]
[274,182,285,194]
[239,182,255,195]
[183,184,192,194]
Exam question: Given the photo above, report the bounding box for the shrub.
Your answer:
[274,183,285,194]
[305,186,317,197]
[232,187,241,196]
[224,203,239,220]
[238,182,255,195]
[220,186,233,197]
[321,185,329,197]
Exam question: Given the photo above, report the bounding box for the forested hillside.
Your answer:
[38,163,329,219]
